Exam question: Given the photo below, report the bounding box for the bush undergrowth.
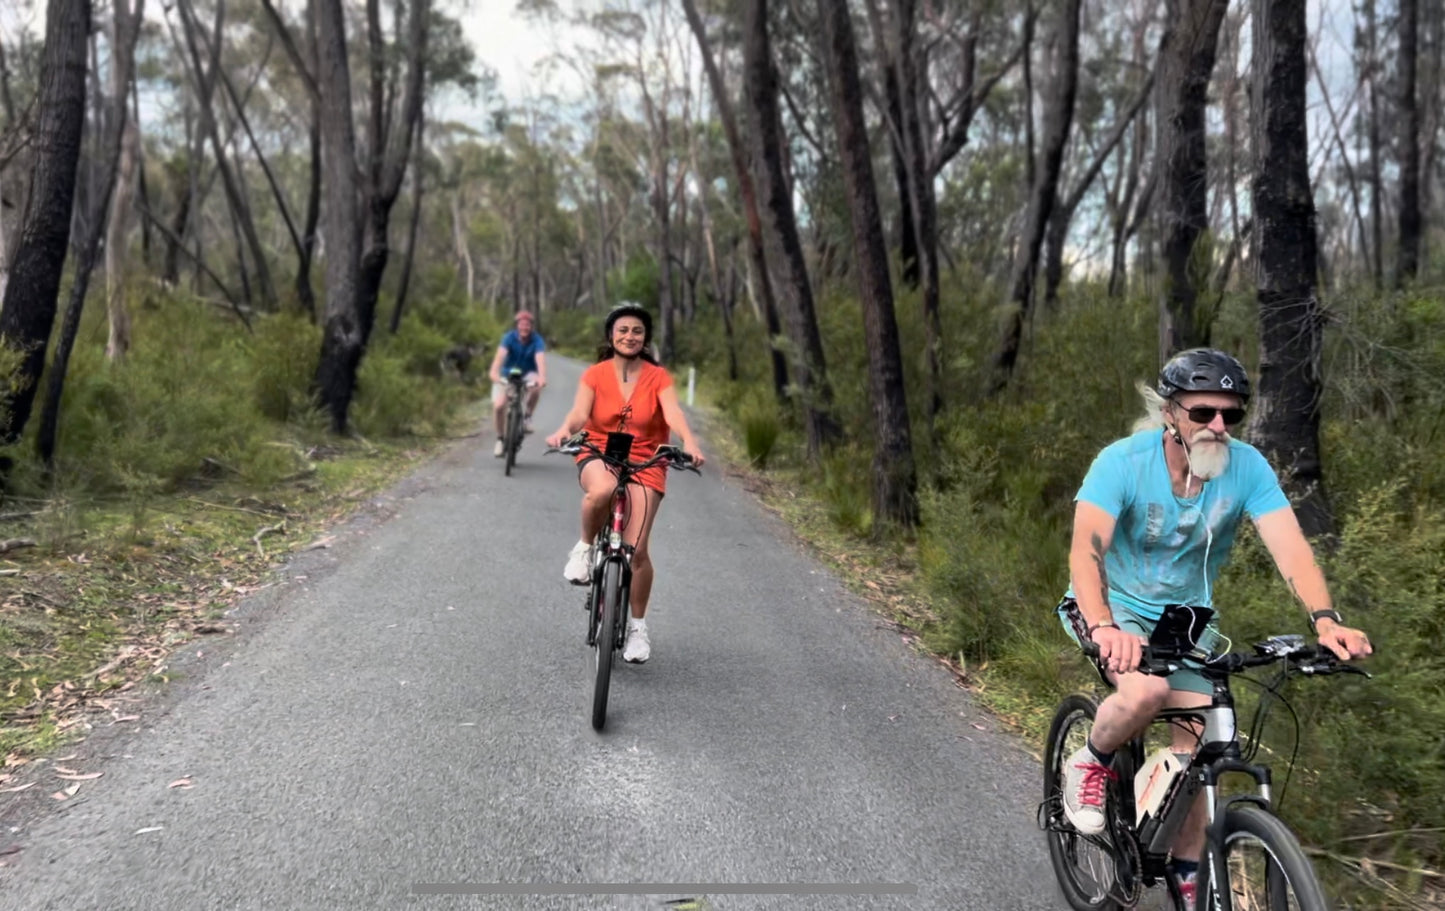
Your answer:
[695,275,1445,905]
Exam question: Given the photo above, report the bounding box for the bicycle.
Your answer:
[1039,613,1368,911]
[547,431,699,730]
[501,368,527,476]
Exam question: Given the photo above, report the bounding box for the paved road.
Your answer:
[0,356,1062,911]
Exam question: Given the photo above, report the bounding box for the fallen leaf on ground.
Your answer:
[134,827,163,835]
[168,777,193,789]
[55,771,103,781]
[0,783,35,793]
[51,783,80,800]
[0,844,20,856]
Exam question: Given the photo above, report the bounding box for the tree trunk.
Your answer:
[313,0,364,433]
[741,0,841,458]
[390,119,425,334]
[39,0,145,465]
[1156,0,1229,357]
[1398,0,1422,286]
[863,0,918,288]
[992,0,1082,393]
[890,0,945,437]
[679,0,789,405]
[105,118,139,361]
[1248,0,1332,538]
[816,0,917,530]
[0,0,90,449]
[353,0,430,351]
[100,1,144,360]
[1364,0,1385,289]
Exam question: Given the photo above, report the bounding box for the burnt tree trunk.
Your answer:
[0,0,90,449]
[992,0,1082,393]
[1248,0,1333,537]
[1398,0,1422,286]
[38,0,146,465]
[1156,0,1229,357]
[741,0,842,458]
[313,0,364,433]
[680,0,789,404]
[353,0,429,349]
[817,0,917,530]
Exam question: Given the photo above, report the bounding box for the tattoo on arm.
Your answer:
[1091,532,1110,607]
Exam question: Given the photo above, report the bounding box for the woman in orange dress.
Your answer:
[545,303,706,663]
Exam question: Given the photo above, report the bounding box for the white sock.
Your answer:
[628,617,646,631]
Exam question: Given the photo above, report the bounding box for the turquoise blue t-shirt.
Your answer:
[1065,429,1290,619]
[499,329,546,375]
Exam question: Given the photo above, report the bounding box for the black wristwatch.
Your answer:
[1309,609,1343,630]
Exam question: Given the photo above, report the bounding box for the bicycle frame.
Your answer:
[1049,635,1366,911]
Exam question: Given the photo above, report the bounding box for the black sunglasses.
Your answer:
[1178,405,1246,426]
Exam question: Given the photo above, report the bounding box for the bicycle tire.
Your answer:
[1198,804,1330,911]
[503,405,519,476]
[1044,694,1124,911]
[591,558,623,730]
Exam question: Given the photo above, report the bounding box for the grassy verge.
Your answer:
[0,424,479,765]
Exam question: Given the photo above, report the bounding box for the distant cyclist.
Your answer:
[487,310,547,457]
[545,303,706,664]
[1055,348,1371,906]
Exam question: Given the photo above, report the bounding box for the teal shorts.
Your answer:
[1057,598,1220,695]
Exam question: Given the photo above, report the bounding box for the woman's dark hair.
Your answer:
[595,302,660,363]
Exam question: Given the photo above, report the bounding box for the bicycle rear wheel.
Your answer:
[1043,694,1123,911]
[591,558,624,730]
[503,404,519,476]
[1198,805,1329,911]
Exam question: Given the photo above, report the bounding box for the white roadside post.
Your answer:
[687,366,696,406]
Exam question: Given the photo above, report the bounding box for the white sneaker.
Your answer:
[1062,744,1116,836]
[563,540,591,585]
[623,621,650,663]
[493,439,505,457]
[524,415,535,434]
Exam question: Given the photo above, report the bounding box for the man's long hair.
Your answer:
[1132,383,1170,434]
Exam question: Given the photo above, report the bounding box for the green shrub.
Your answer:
[739,392,781,468]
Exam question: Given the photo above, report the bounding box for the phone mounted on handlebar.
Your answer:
[604,431,634,462]
[1148,604,1215,652]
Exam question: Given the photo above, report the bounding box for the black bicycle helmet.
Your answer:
[604,302,653,345]
[1157,348,1251,403]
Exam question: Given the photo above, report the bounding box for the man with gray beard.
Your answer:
[1052,348,1372,907]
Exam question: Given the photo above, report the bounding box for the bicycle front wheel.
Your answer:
[590,558,624,730]
[1044,694,1123,911]
[1199,805,1330,911]
[503,406,519,476]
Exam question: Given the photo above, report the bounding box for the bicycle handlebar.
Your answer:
[1080,635,1369,679]
[545,432,701,474]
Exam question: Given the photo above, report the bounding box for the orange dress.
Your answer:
[577,359,675,493]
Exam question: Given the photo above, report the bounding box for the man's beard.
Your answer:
[1186,432,1231,480]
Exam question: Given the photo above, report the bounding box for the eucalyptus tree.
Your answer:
[1155,0,1229,355]
[816,0,917,530]
[1249,0,1333,537]
[739,0,841,458]
[0,0,90,450]
[36,0,146,465]
[992,0,1082,393]
[1398,0,1421,286]
[679,0,788,401]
